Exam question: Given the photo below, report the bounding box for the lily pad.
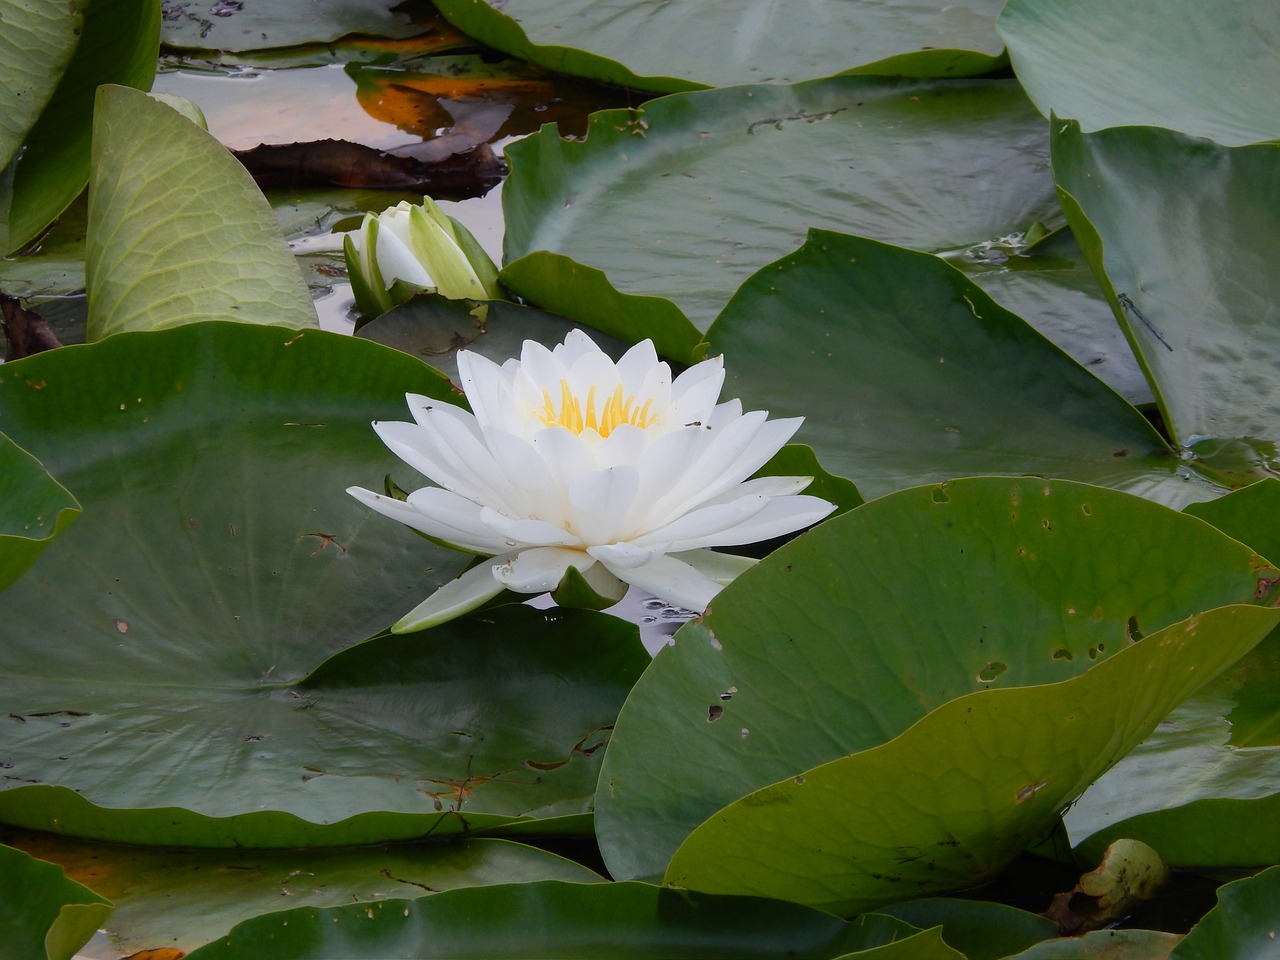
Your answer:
[1171,865,1280,960]
[0,0,83,170]
[0,322,648,845]
[877,898,1057,960]
[9,830,601,957]
[86,85,316,339]
[0,843,111,960]
[501,77,1064,361]
[596,477,1280,884]
[1063,657,1280,867]
[433,0,1007,92]
[182,880,929,959]
[663,602,1276,914]
[999,0,1280,146]
[1005,929,1180,960]
[0,0,158,257]
[1051,122,1280,466]
[705,230,1180,503]
[0,432,79,593]
[159,0,427,52]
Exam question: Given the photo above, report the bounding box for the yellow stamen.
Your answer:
[535,378,658,437]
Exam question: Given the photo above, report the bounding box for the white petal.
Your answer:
[566,467,641,544]
[614,338,661,389]
[346,486,509,554]
[631,495,772,551]
[650,413,803,523]
[482,428,566,526]
[531,426,597,490]
[673,548,759,585]
[698,474,814,504]
[456,350,515,432]
[374,225,434,289]
[556,329,605,365]
[479,507,580,548]
[658,495,836,552]
[392,559,509,633]
[594,424,649,470]
[520,338,570,393]
[601,552,724,614]
[668,356,725,427]
[495,546,593,593]
[588,540,663,569]
[373,419,525,516]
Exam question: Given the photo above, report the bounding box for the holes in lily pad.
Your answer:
[1081,503,1093,516]
[1087,643,1106,660]
[720,686,737,701]
[931,487,950,503]
[1052,648,1074,661]
[977,661,1007,682]
[1126,616,1144,642]
[707,705,724,722]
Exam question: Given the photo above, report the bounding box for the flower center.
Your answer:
[538,380,657,438]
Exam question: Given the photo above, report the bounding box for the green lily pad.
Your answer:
[0,322,648,845]
[501,77,1064,361]
[86,85,316,339]
[1185,478,1280,569]
[1005,929,1180,960]
[10,830,601,957]
[596,477,1280,884]
[1051,122,1280,464]
[705,230,1181,503]
[0,432,79,593]
[1171,865,1280,960]
[1064,646,1280,867]
[877,898,1057,960]
[433,0,1007,92]
[663,602,1276,914]
[182,880,928,959]
[999,0,1280,146]
[0,843,111,960]
[0,0,157,257]
[0,0,83,170]
[956,227,1151,407]
[160,0,427,52]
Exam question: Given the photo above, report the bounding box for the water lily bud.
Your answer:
[343,197,501,317]
[348,329,837,632]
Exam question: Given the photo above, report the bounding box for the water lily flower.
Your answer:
[343,197,501,316]
[348,330,836,632]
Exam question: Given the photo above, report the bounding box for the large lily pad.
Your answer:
[595,477,1280,883]
[1171,866,1280,960]
[705,230,1181,503]
[86,85,316,339]
[0,433,79,593]
[663,602,1275,913]
[433,0,1007,93]
[159,0,426,52]
[0,0,83,170]
[0,843,111,960]
[182,880,930,959]
[1052,122,1280,469]
[0,0,158,257]
[501,77,1064,362]
[10,830,601,957]
[999,0,1280,146]
[0,322,648,845]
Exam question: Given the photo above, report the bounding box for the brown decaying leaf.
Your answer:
[232,139,505,197]
[1,294,63,361]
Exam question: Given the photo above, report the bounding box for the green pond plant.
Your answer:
[1,0,1279,957]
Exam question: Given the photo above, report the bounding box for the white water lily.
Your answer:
[348,330,835,632]
[343,197,501,316]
